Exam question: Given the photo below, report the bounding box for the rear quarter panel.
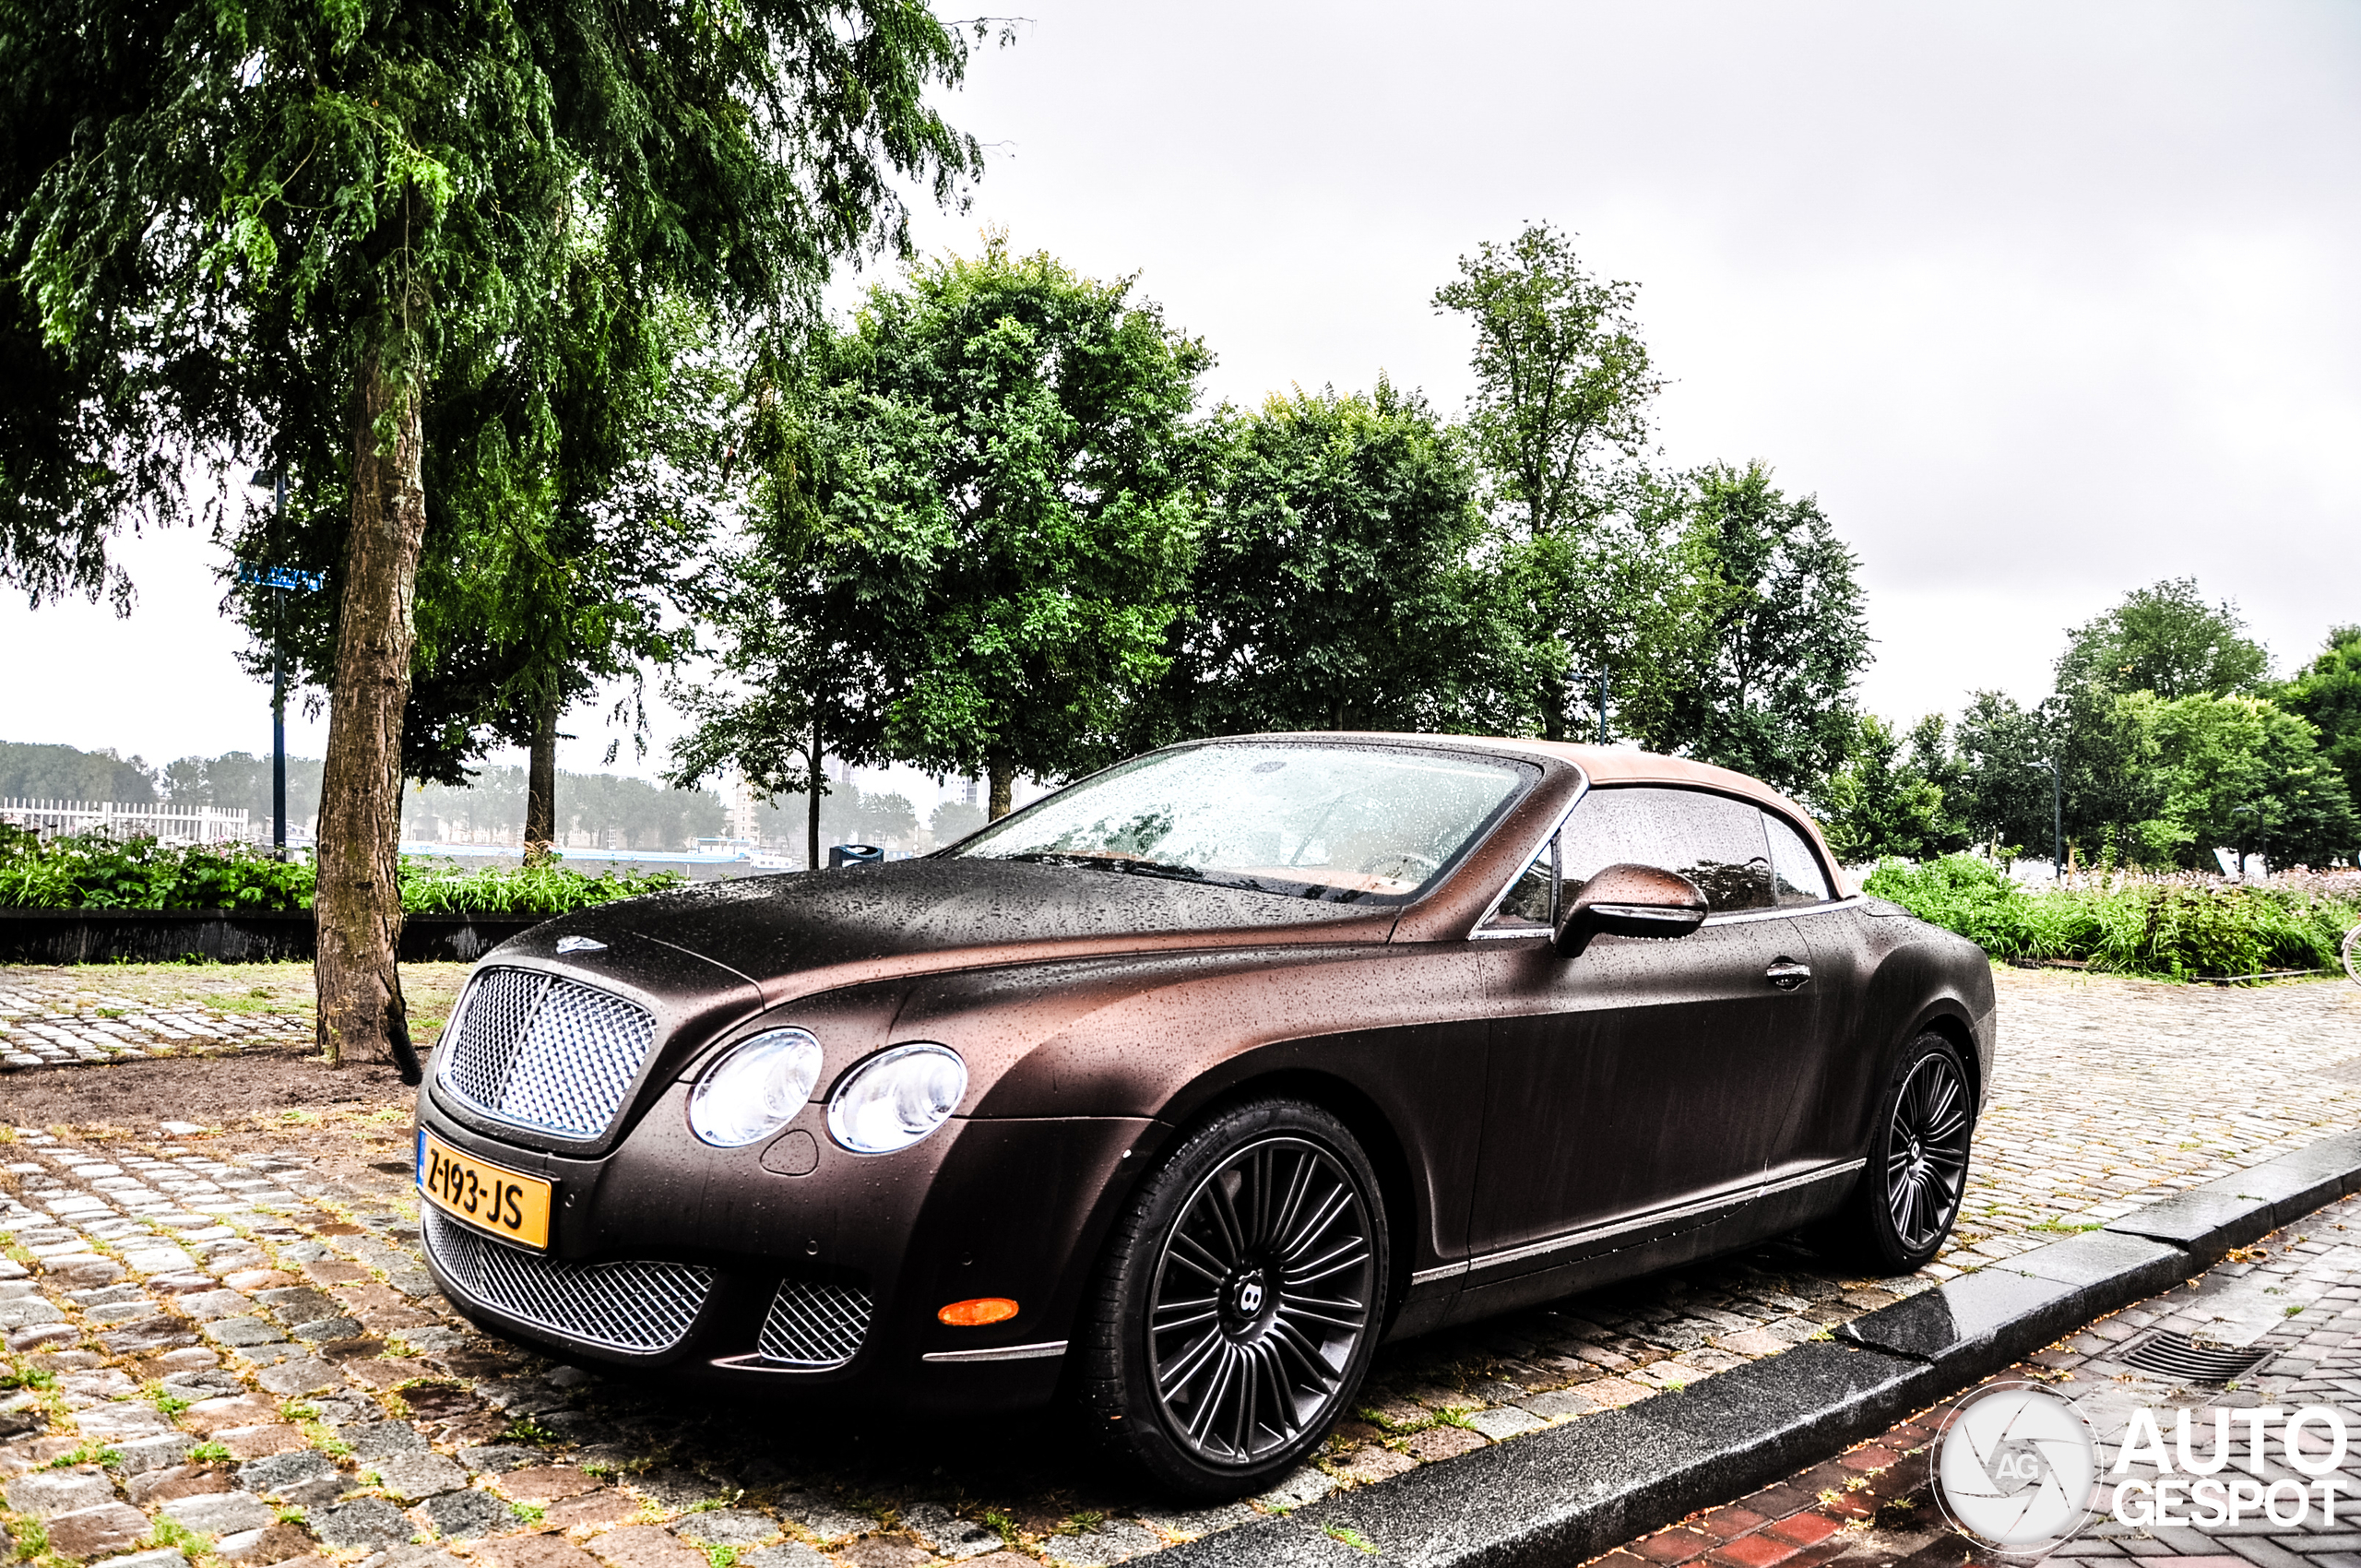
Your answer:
[1776,904,1997,1174]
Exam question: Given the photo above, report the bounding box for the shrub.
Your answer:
[0,828,682,915]
[1865,855,2361,980]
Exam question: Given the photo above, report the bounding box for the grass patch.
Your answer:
[1325,1524,1379,1553]
[44,1445,122,1469]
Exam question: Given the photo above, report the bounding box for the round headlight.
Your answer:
[688,1028,825,1147]
[826,1043,967,1155]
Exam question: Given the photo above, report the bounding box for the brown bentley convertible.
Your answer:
[411,734,1993,1496]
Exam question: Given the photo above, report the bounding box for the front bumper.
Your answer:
[414,1080,1158,1414]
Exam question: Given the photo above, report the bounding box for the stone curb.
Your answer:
[1149,1126,2361,1568]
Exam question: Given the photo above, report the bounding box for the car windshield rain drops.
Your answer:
[950,742,1534,901]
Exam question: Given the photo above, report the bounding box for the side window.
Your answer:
[1484,839,1557,931]
[1560,787,1775,914]
[1764,812,1835,906]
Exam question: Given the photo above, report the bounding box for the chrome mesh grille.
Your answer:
[758,1278,874,1368]
[423,1210,713,1353]
[438,967,657,1138]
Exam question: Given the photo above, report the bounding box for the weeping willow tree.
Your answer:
[3,0,986,1066]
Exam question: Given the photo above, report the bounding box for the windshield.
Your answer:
[949,742,1535,903]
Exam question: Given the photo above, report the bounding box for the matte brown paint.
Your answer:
[413,734,1994,1409]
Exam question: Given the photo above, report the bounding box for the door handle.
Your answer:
[1765,958,1811,991]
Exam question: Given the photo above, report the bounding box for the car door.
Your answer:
[1465,785,1827,1275]
[1755,807,1880,1190]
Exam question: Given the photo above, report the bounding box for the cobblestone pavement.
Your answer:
[1601,1187,2361,1568]
[0,982,306,1070]
[0,970,2347,1568]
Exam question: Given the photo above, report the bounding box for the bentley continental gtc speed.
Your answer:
[411,735,1994,1497]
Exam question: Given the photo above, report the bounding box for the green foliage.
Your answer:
[396,860,684,916]
[678,235,1209,828]
[2276,625,2361,818]
[402,767,724,851]
[0,742,159,804]
[2136,692,2359,869]
[0,831,313,911]
[1139,379,1523,741]
[853,238,1209,795]
[0,830,677,914]
[1864,856,2361,979]
[929,800,988,846]
[1655,463,1869,797]
[4,0,987,615]
[1820,716,1954,862]
[2056,578,2270,701]
[1434,220,1660,541]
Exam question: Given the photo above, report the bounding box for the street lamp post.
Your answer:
[1568,668,1608,745]
[242,472,320,858]
[269,473,286,855]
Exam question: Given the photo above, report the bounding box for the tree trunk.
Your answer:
[1539,671,1566,742]
[806,718,823,872]
[523,691,559,865]
[988,759,1014,821]
[315,350,428,1082]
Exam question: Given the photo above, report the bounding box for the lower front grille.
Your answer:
[424,1210,715,1354]
[758,1277,874,1368]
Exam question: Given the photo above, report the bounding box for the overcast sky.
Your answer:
[5,0,2355,790]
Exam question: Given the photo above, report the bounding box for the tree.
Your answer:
[2056,578,2270,701]
[2138,694,2359,871]
[1947,692,2059,858]
[2276,625,2361,817]
[930,799,987,845]
[6,1,984,1064]
[831,238,1208,816]
[0,742,157,804]
[1517,480,1719,754]
[1137,380,1523,742]
[667,339,942,866]
[1434,222,1664,738]
[1818,715,1952,864]
[1657,463,1869,798]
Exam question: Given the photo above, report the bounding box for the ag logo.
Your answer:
[1934,1383,2098,1554]
[1985,1436,2052,1495]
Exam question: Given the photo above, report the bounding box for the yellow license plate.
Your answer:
[416,1130,553,1250]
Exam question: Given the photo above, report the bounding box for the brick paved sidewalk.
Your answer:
[0,981,306,1069]
[1602,1188,2361,1568]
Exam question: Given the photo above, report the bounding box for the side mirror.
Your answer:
[1553,862,1709,956]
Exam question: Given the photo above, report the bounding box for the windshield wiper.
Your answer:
[998,851,1205,881]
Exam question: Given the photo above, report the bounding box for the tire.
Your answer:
[1810,1030,1975,1274]
[1078,1098,1389,1500]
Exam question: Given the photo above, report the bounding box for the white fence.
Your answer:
[0,799,255,845]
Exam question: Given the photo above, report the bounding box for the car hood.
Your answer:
[522,855,1398,1001]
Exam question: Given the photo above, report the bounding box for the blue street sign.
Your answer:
[239,564,324,592]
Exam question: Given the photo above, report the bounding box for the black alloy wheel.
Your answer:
[1884,1048,1972,1255]
[1081,1099,1388,1498]
[1810,1029,1976,1273]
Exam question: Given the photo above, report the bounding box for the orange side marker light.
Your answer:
[938,1297,1018,1326]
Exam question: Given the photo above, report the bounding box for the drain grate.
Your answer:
[2121,1330,2273,1383]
